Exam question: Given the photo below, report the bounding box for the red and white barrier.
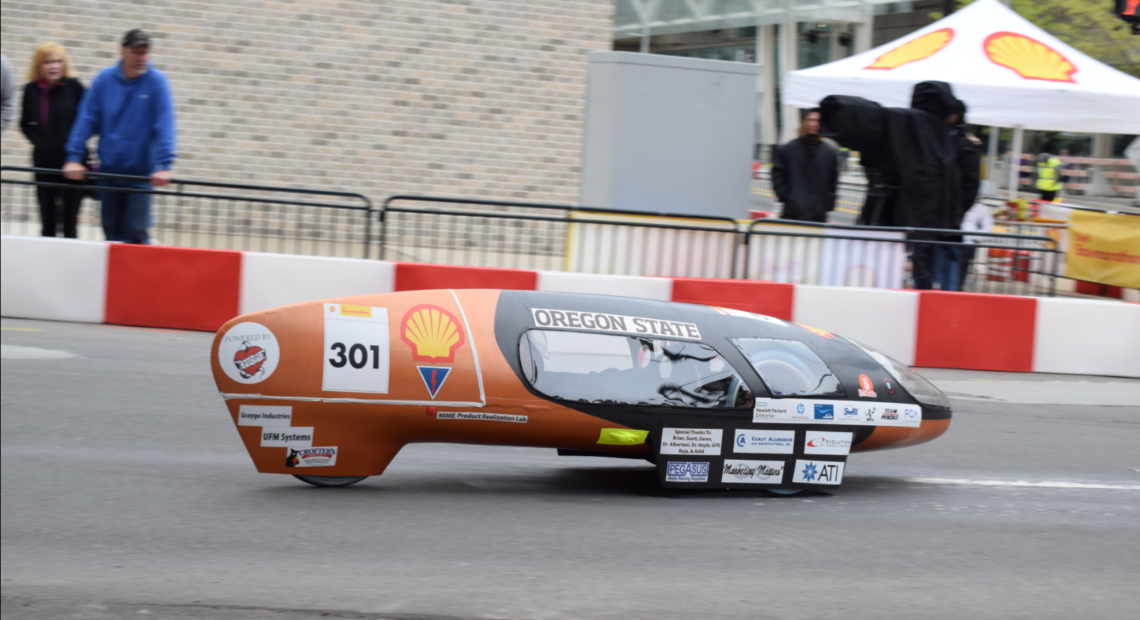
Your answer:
[3,235,1137,377]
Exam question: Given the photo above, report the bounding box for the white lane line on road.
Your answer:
[910,477,1140,491]
[1,445,247,466]
[1,344,77,359]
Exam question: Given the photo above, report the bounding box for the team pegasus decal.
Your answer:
[983,31,1077,83]
[865,28,954,70]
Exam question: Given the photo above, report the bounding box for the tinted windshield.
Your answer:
[519,330,753,409]
[731,337,844,397]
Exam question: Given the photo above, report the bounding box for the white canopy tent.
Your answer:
[783,0,1140,198]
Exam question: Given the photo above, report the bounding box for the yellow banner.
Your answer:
[1064,211,1140,289]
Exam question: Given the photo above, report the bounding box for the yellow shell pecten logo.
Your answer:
[400,304,466,363]
[984,31,1076,83]
[865,28,954,71]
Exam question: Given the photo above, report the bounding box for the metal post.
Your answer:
[1008,125,1024,201]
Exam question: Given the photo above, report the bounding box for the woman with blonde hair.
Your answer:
[20,42,87,238]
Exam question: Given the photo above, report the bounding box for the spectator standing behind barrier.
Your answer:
[63,29,176,244]
[20,43,88,238]
[1035,152,1063,202]
[1,53,15,133]
[771,108,838,222]
[934,99,983,291]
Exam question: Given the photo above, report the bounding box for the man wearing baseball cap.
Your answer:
[64,29,176,244]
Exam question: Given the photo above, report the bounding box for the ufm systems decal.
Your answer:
[983,31,1077,83]
[323,303,391,394]
[260,427,314,448]
[218,322,279,385]
[402,304,466,399]
[286,446,338,467]
[665,461,709,483]
[794,460,844,485]
[532,308,701,340]
[721,460,785,484]
[865,28,954,70]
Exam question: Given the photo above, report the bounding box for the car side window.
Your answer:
[730,337,844,397]
[519,329,753,409]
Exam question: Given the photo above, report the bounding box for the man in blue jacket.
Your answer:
[64,29,176,244]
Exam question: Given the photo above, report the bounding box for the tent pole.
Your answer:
[1008,125,1024,201]
[981,125,999,196]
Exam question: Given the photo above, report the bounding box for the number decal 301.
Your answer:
[328,342,381,369]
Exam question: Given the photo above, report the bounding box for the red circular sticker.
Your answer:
[859,374,873,392]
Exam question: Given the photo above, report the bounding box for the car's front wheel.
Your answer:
[293,475,368,488]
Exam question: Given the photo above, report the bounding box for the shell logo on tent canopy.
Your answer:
[983,31,1077,83]
[865,28,954,70]
[401,304,466,363]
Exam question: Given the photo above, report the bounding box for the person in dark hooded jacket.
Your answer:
[819,81,961,288]
[771,108,838,222]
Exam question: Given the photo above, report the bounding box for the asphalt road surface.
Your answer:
[2,318,1138,620]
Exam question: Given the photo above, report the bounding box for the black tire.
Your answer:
[293,475,368,488]
[762,487,807,497]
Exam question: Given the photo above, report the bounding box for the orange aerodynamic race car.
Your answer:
[211,289,952,493]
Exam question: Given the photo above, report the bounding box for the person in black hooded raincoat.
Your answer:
[819,81,961,288]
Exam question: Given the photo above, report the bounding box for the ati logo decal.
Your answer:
[858,374,877,398]
[884,378,895,395]
[799,461,842,483]
[233,341,267,379]
[417,366,452,399]
[865,27,954,71]
[401,304,466,363]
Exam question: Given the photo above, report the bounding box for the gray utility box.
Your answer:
[579,51,758,218]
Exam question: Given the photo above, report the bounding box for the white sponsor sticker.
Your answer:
[238,405,292,427]
[733,429,795,454]
[322,303,390,394]
[793,459,844,485]
[753,399,922,427]
[531,308,701,340]
[436,411,528,423]
[665,461,709,482]
[803,431,854,456]
[721,459,785,484]
[660,428,723,456]
[260,427,314,448]
[218,322,279,385]
[286,446,338,467]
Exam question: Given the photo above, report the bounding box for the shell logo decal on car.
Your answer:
[983,31,1077,83]
[865,28,954,70]
[401,304,467,398]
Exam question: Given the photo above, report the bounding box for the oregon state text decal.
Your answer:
[983,31,1077,83]
[531,308,701,340]
[401,304,466,399]
[865,28,954,70]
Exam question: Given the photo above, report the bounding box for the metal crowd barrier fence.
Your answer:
[743,219,1062,296]
[0,166,374,258]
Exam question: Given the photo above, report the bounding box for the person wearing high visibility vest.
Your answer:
[1035,152,1063,202]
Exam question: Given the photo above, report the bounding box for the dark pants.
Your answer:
[912,245,961,291]
[99,177,153,244]
[36,184,83,238]
[1038,189,1057,202]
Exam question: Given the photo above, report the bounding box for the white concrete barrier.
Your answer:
[240,253,396,314]
[793,285,920,366]
[537,271,673,300]
[0,236,109,324]
[1033,297,1140,377]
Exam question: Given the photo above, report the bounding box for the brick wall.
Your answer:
[0,0,614,205]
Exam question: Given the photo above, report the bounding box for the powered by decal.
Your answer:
[260,427,314,448]
[721,459,785,484]
[237,405,292,427]
[733,429,795,454]
[804,432,854,456]
[531,308,701,340]
[436,411,528,423]
[286,446,338,467]
[218,322,280,385]
[794,459,844,485]
[665,461,709,483]
[660,428,723,455]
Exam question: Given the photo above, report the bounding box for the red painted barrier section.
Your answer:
[105,245,242,331]
[394,263,538,292]
[915,291,1036,372]
[671,278,795,320]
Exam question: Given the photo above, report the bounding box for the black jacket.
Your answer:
[771,137,838,222]
[820,81,959,230]
[20,77,86,169]
[952,127,982,225]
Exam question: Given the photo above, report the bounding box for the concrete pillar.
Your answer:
[779,20,800,144]
[758,25,778,152]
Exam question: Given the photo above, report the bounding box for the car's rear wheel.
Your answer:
[762,487,806,497]
[293,475,368,488]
